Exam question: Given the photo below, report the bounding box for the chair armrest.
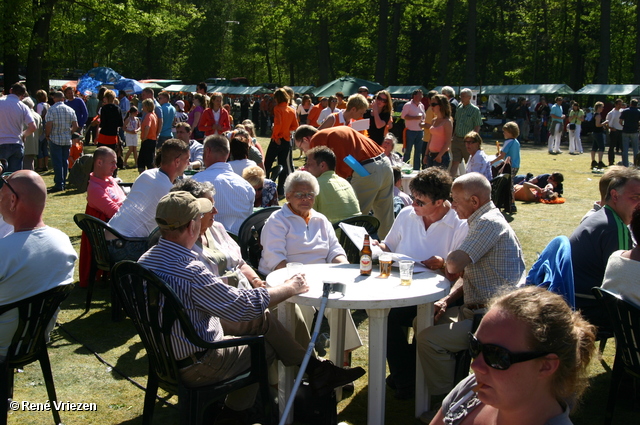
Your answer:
[192,334,264,351]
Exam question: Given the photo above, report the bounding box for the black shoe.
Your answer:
[47,187,64,193]
[525,173,534,181]
[510,204,517,213]
[308,360,365,396]
[591,160,598,169]
[598,161,607,169]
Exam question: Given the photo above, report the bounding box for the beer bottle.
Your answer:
[360,234,372,276]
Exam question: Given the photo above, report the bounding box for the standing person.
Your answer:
[606,99,624,166]
[441,86,459,118]
[44,91,78,193]
[123,106,140,167]
[307,97,327,128]
[199,92,231,137]
[240,94,251,122]
[619,98,640,167]
[138,99,158,173]
[425,94,452,170]
[336,91,347,110]
[451,88,483,177]
[549,96,565,154]
[0,83,36,172]
[85,92,99,145]
[157,92,175,148]
[187,93,205,142]
[95,90,123,153]
[317,94,368,130]
[173,100,188,125]
[421,90,438,168]
[251,95,261,134]
[567,101,585,155]
[401,89,425,170]
[264,88,298,197]
[317,96,338,125]
[20,97,42,171]
[296,95,313,125]
[591,101,607,169]
[534,96,550,145]
[34,90,50,172]
[117,90,130,145]
[64,86,88,129]
[366,90,393,145]
[513,97,529,143]
[140,88,163,141]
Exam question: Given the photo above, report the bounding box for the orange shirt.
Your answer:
[307,103,324,127]
[141,113,157,141]
[310,126,384,179]
[272,102,298,141]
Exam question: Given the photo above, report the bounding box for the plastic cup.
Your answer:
[379,254,393,278]
[286,262,303,278]
[399,260,414,286]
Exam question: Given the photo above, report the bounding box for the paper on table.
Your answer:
[390,253,429,272]
[349,118,370,131]
[338,222,384,258]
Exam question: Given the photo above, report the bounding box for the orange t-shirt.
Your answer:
[310,126,384,179]
[307,103,324,127]
[142,113,157,141]
[272,102,298,141]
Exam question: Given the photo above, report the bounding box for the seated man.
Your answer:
[375,168,468,399]
[79,147,127,287]
[193,134,255,234]
[581,166,624,223]
[392,166,412,208]
[304,145,361,223]
[107,138,190,261]
[571,166,640,329]
[138,191,364,418]
[175,122,204,169]
[416,172,524,417]
[0,170,77,361]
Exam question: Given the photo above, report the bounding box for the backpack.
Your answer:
[68,154,93,193]
[294,380,338,425]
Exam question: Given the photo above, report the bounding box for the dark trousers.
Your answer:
[264,138,294,196]
[138,139,156,172]
[608,130,622,165]
[386,305,417,389]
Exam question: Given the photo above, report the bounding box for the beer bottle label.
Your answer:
[360,255,372,271]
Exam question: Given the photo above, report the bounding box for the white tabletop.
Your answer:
[267,263,450,424]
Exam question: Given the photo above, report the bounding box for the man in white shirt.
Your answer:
[107,139,190,261]
[0,83,37,172]
[193,134,255,234]
[401,90,426,170]
[317,96,339,125]
[606,98,624,166]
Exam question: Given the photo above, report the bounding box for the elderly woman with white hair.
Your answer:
[20,97,42,170]
[259,171,363,357]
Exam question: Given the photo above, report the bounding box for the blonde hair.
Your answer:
[103,90,116,103]
[242,165,266,187]
[345,94,369,112]
[503,121,520,138]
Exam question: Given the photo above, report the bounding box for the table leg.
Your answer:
[414,302,434,417]
[278,302,296,424]
[365,307,390,425]
[328,307,346,401]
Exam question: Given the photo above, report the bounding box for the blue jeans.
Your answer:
[403,130,424,170]
[0,143,24,172]
[49,142,70,190]
[426,151,450,169]
[621,132,639,167]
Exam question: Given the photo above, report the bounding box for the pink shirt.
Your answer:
[87,174,126,219]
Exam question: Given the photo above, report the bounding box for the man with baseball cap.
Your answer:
[138,191,365,420]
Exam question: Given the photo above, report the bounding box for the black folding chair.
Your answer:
[237,207,281,273]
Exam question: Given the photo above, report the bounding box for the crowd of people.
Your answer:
[1,79,640,425]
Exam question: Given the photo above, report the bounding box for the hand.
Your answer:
[286,273,309,295]
[422,256,445,271]
[434,155,443,163]
[434,299,448,321]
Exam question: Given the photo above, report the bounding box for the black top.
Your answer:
[364,109,391,145]
[99,104,123,136]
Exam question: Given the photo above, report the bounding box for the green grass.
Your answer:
[7,138,637,424]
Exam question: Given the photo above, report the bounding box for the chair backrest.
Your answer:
[0,284,74,367]
[237,207,281,270]
[74,213,121,271]
[332,215,381,264]
[268,165,283,182]
[111,261,214,393]
[592,287,640,376]
[490,173,511,212]
[525,235,575,308]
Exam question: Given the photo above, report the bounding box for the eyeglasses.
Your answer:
[410,195,427,207]
[291,192,315,200]
[431,103,439,107]
[468,333,550,370]
[0,176,18,199]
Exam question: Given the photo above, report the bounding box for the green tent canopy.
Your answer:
[163,84,198,92]
[575,84,640,96]
[312,76,384,97]
[431,86,482,95]
[385,86,429,99]
[288,86,315,95]
[511,84,574,95]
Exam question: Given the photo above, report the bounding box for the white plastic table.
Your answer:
[266,263,450,425]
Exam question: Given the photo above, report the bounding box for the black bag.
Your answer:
[569,123,576,130]
[294,380,338,425]
[67,154,93,193]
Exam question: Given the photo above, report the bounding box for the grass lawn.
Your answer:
[6,136,638,424]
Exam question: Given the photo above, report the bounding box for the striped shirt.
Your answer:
[454,103,482,137]
[138,238,270,360]
[46,102,77,146]
[457,201,525,304]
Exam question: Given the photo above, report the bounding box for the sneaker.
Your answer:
[510,204,517,213]
[598,161,607,169]
[591,160,598,168]
[308,360,365,396]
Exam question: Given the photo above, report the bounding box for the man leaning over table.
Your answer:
[138,191,364,422]
[415,172,524,422]
[374,167,468,401]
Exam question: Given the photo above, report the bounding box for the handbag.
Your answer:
[569,123,576,130]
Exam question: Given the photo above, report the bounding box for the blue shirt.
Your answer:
[502,138,520,169]
[620,106,640,133]
[550,103,564,124]
[65,97,88,128]
[160,103,176,137]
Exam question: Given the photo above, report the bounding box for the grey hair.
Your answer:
[284,170,320,196]
[442,86,455,98]
[384,132,398,145]
[170,178,216,200]
[453,172,491,200]
[21,97,35,109]
[460,88,473,97]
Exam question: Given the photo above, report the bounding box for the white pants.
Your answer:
[548,122,563,153]
[568,124,582,153]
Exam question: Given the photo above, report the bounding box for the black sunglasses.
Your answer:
[431,102,439,107]
[410,195,426,207]
[0,176,18,199]
[468,333,550,370]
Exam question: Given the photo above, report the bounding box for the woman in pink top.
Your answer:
[426,94,452,169]
[188,93,205,142]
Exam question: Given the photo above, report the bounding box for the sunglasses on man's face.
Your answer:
[0,176,18,199]
[468,332,550,370]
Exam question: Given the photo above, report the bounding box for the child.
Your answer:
[123,106,140,168]
[491,121,521,213]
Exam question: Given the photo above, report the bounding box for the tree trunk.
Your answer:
[437,0,455,85]
[2,0,22,92]
[26,0,56,95]
[633,0,640,83]
[387,1,402,85]
[318,15,330,85]
[569,0,583,89]
[463,0,477,86]
[595,0,611,84]
[374,0,389,85]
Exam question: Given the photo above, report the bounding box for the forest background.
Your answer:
[2,0,640,96]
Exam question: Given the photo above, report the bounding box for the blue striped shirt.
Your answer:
[138,238,270,359]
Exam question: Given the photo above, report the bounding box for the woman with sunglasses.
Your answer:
[463,131,492,181]
[426,286,595,425]
[426,94,452,170]
[366,90,394,145]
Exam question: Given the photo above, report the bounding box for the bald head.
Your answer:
[1,171,47,230]
[10,171,47,212]
[452,172,492,204]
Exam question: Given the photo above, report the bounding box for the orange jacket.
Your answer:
[272,102,298,141]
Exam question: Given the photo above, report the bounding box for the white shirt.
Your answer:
[108,168,173,237]
[193,162,255,234]
[606,108,623,131]
[229,159,257,176]
[318,107,339,125]
[0,94,34,145]
[383,206,468,260]
[258,205,346,275]
[466,150,493,181]
[401,100,425,132]
[189,140,203,165]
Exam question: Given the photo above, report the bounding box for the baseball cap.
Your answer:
[175,100,185,109]
[358,86,369,93]
[155,191,212,230]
